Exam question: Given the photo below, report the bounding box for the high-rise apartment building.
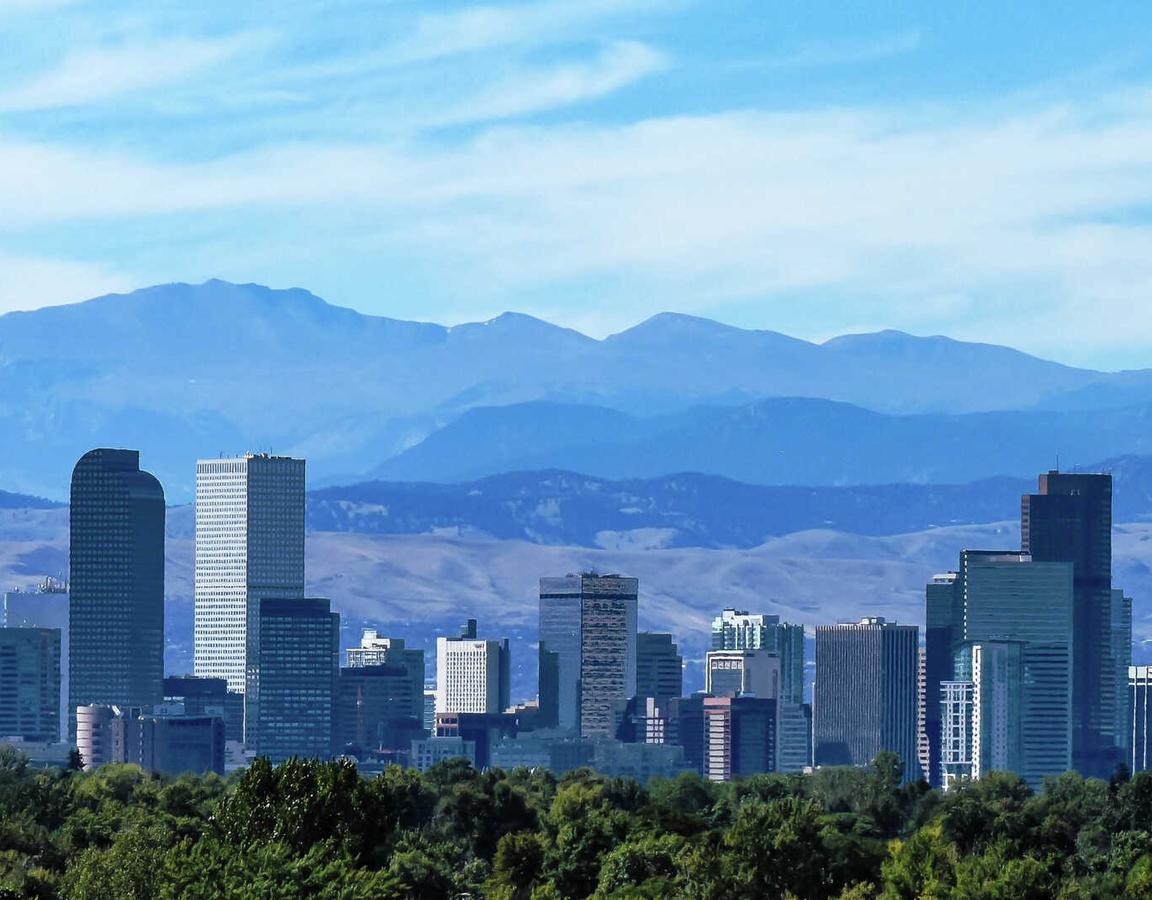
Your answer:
[539,574,638,737]
[0,628,61,742]
[435,620,510,715]
[636,632,683,707]
[711,609,805,703]
[814,617,919,781]
[245,597,339,762]
[1022,472,1123,778]
[194,454,305,694]
[940,641,1024,787]
[69,449,165,734]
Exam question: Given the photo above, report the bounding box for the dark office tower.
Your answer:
[538,645,560,728]
[539,574,638,737]
[923,572,960,787]
[245,597,339,762]
[1112,590,1133,767]
[636,633,683,707]
[334,664,421,755]
[0,628,61,741]
[814,617,919,782]
[163,675,244,743]
[1022,471,1119,778]
[69,449,165,736]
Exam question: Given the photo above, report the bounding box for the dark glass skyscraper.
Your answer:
[636,632,683,708]
[1022,472,1124,778]
[245,597,339,762]
[814,617,919,782]
[539,574,638,737]
[923,572,960,787]
[69,449,165,735]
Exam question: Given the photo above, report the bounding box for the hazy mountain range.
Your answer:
[5,280,1152,500]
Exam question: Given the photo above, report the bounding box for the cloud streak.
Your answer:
[0,35,261,112]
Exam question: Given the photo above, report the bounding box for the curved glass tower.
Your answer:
[68,448,165,736]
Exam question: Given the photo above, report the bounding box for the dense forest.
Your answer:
[2,748,1152,898]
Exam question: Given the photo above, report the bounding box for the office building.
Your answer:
[0,628,61,742]
[814,617,919,781]
[411,735,475,771]
[245,597,339,762]
[194,454,305,694]
[591,739,689,782]
[777,702,813,773]
[711,608,805,703]
[1113,590,1134,767]
[69,449,165,734]
[1022,472,1123,778]
[490,730,596,775]
[938,551,1074,787]
[2,580,68,737]
[346,630,426,721]
[539,574,638,737]
[670,693,780,780]
[705,649,780,699]
[434,711,518,769]
[115,713,226,777]
[636,632,683,707]
[923,572,960,787]
[435,620,510,715]
[1130,667,1152,773]
[163,676,244,743]
[335,664,423,755]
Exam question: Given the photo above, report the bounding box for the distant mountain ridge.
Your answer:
[3,279,1151,500]
[370,398,1152,486]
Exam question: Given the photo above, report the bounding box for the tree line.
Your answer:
[1,746,1152,897]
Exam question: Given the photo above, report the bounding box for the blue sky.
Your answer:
[3,1,1152,367]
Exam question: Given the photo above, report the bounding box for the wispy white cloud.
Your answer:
[430,40,666,125]
[0,34,261,112]
[750,30,922,70]
[392,0,674,63]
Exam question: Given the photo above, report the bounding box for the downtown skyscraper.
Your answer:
[194,454,305,693]
[539,573,638,738]
[814,617,919,781]
[934,551,1074,788]
[69,449,165,733]
[1022,472,1129,779]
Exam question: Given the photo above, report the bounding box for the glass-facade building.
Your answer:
[0,627,61,742]
[539,574,638,737]
[69,449,165,735]
[814,617,919,782]
[1022,472,1126,779]
[195,454,305,693]
[636,632,683,707]
[244,597,339,762]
